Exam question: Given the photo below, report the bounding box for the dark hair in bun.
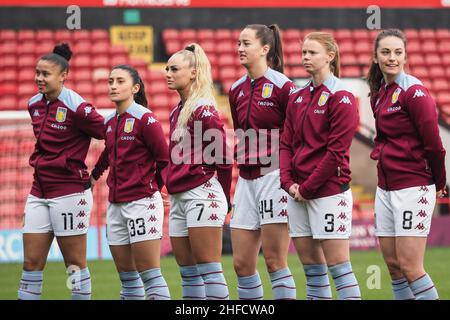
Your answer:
[40,42,72,72]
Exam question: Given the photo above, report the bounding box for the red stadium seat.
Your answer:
[0,29,16,41]
[408,54,425,66]
[18,55,36,68]
[17,43,36,55]
[165,40,181,55]
[410,66,429,78]
[407,40,421,54]
[128,58,148,69]
[438,41,450,54]
[354,41,372,54]
[429,66,446,78]
[18,69,35,82]
[353,29,371,41]
[180,29,197,42]
[54,29,73,42]
[0,96,18,111]
[36,30,53,41]
[0,42,17,55]
[283,29,302,42]
[356,53,372,66]
[75,81,94,96]
[403,29,419,40]
[335,29,352,41]
[215,29,232,41]
[2,69,17,83]
[148,71,166,81]
[231,29,241,42]
[340,53,358,65]
[419,28,435,40]
[92,41,110,55]
[446,66,450,78]
[219,66,238,81]
[199,40,215,55]
[162,29,179,42]
[94,82,108,96]
[216,40,235,54]
[149,94,170,110]
[110,44,128,55]
[147,81,168,94]
[197,29,215,41]
[206,53,217,66]
[437,92,450,105]
[18,83,36,99]
[0,55,17,69]
[286,52,302,66]
[72,55,91,68]
[289,66,309,78]
[74,40,92,55]
[285,41,301,54]
[339,40,353,54]
[18,30,35,41]
[442,54,450,68]
[422,40,437,52]
[425,54,441,66]
[218,54,237,67]
[73,69,92,82]
[94,95,112,109]
[432,79,449,92]
[73,30,91,42]
[92,56,110,69]
[35,41,56,57]
[110,54,129,66]
[91,29,109,41]
[341,66,362,78]
[436,29,450,41]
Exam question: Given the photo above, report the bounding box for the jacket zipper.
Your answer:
[298,87,315,153]
[376,87,390,190]
[245,81,256,130]
[35,103,51,198]
[113,114,120,202]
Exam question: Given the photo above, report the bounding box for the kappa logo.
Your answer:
[278,209,288,217]
[336,225,347,233]
[77,199,87,206]
[208,213,219,221]
[419,186,429,192]
[289,86,297,95]
[339,96,351,104]
[76,211,86,218]
[415,223,425,231]
[33,109,40,117]
[337,212,347,220]
[209,201,219,208]
[278,196,288,203]
[124,118,135,133]
[106,125,112,133]
[337,200,348,207]
[203,181,212,188]
[413,89,426,98]
[84,106,92,117]
[262,83,274,98]
[147,116,157,125]
[207,193,217,199]
[417,197,429,205]
[295,96,303,104]
[77,222,86,230]
[148,215,157,222]
[148,227,158,234]
[416,210,427,217]
[56,107,67,123]
[147,203,156,210]
[201,109,214,118]
[238,90,244,98]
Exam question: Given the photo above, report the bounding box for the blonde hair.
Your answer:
[304,32,340,77]
[173,43,216,140]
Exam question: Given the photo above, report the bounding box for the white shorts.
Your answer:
[169,177,227,237]
[230,169,289,230]
[374,184,436,237]
[23,190,92,237]
[107,192,165,245]
[288,189,353,239]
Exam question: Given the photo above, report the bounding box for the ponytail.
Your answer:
[268,24,284,73]
[367,28,407,97]
[112,64,148,107]
[246,24,285,73]
[172,43,216,140]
